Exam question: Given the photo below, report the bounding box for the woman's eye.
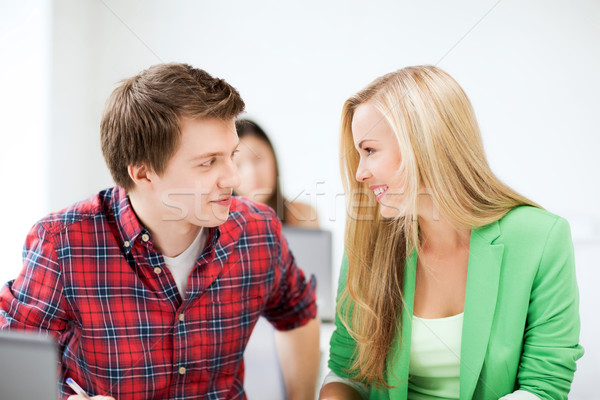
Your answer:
[365,148,375,156]
[231,150,239,159]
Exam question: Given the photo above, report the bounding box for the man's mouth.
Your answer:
[211,196,232,207]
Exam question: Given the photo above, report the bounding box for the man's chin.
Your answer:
[195,212,231,228]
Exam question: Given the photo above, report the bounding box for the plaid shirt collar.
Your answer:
[109,186,222,256]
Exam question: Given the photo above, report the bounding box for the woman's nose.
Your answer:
[355,161,371,182]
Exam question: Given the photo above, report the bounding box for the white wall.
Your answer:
[2,0,599,396]
[0,0,50,285]
[43,0,600,273]
[571,239,600,399]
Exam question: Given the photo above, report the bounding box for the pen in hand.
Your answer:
[66,377,92,400]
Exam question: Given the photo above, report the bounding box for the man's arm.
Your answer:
[0,223,69,334]
[274,317,320,400]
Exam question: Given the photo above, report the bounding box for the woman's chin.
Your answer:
[378,203,406,219]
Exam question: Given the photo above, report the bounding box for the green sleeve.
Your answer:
[327,253,359,379]
[517,217,584,399]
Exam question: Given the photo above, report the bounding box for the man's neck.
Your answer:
[128,190,203,257]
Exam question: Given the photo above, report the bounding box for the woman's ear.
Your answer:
[127,164,156,190]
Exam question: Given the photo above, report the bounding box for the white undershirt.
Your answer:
[162,229,207,298]
[407,313,463,399]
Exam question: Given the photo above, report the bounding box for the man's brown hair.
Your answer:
[100,63,245,190]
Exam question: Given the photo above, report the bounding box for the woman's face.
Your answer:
[351,102,408,218]
[234,134,278,204]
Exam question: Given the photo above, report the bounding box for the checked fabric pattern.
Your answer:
[0,186,317,399]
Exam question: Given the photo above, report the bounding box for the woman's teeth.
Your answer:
[374,186,386,196]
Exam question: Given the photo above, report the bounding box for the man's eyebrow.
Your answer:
[191,152,222,160]
[191,141,240,160]
[357,139,379,149]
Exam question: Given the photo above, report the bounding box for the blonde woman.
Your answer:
[320,66,583,400]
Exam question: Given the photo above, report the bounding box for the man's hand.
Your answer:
[274,317,321,400]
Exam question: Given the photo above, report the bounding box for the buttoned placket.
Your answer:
[170,236,221,396]
[132,227,222,396]
[139,230,196,394]
[174,303,189,391]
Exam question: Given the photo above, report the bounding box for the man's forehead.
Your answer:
[187,139,240,159]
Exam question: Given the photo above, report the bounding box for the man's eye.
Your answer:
[231,150,239,159]
[201,159,215,167]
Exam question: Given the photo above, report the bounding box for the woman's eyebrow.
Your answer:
[357,139,379,149]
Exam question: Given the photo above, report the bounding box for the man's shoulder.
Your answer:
[229,196,279,225]
[219,197,282,246]
[36,188,116,235]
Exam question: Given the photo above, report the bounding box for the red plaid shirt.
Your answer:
[0,187,317,400]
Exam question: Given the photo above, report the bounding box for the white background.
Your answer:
[1,1,599,398]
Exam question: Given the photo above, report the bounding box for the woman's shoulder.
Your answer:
[501,205,562,227]
[497,205,571,243]
[285,201,319,228]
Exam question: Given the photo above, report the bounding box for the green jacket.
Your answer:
[328,206,584,399]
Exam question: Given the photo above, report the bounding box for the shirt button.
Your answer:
[124,241,130,248]
[141,233,150,242]
[178,313,185,322]
[178,366,186,375]
[154,267,162,275]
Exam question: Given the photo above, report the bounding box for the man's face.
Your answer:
[150,117,241,228]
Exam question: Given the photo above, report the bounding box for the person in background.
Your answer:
[234,119,319,228]
[234,118,321,399]
[320,65,583,399]
[0,63,320,400]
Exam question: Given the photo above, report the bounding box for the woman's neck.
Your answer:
[417,195,470,254]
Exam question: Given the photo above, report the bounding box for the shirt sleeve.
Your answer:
[0,222,69,339]
[499,390,542,400]
[322,370,370,399]
[515,217,584,399]
[261,215,317,331]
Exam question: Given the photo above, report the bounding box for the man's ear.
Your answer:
[127,164,156,190]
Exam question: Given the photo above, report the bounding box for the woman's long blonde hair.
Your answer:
[338,65,538,387]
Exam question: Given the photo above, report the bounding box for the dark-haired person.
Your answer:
[234,119,319,228]
[320,66,583,399]
[234,118,321,398]
[0,63,320,400]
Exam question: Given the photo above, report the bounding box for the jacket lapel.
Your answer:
[460,221,504,399]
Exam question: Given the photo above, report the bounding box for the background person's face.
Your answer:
[234,135,277,204]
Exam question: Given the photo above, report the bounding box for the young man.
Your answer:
[0,63,320,400]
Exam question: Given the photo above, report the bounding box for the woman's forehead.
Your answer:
[352,103,395,145]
